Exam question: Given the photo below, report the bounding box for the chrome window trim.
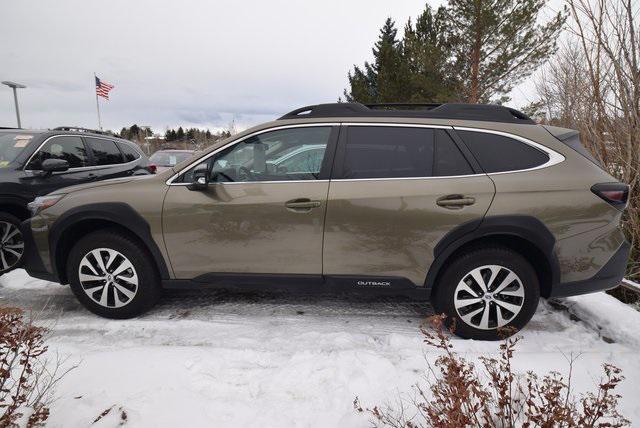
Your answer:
[166,122,340,185]
[330,174,484,182]
[452,126,565,175]
[170,179,331,186]
[167,122,565,185]
[343,122,453,130]
[23,134,138,172]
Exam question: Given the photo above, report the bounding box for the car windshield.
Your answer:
[149,151,194,166]
[0,133,34,168]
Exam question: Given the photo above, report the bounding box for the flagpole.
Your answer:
[94,73,102,130]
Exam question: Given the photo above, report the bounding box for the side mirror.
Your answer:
[41,159,69,175]
[187,164,209,191]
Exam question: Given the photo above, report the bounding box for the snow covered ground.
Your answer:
[1,268,639,427]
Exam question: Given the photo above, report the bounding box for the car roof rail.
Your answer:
[53,126,111,135]
[278,102,535,124]
[365,103,442,110]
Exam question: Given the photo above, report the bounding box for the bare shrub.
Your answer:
[354,315,629,427]
[0,307,74,427]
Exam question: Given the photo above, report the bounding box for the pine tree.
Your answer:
[176,127,185,140]
[447,0,566,102]
[344,1,566,104]
[344,18,409,103]
[403,6,462,102]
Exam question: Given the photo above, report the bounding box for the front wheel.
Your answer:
[0,213,25,276]
[66,229,162,318]
[432,246,540,340]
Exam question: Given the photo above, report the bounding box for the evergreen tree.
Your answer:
[447,0,566,102]
[344,18,410,103]
[403,6,462,102]
[344,1,566,104]
[176,127,185,140]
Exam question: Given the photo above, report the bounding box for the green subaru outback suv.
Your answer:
[21,103,630,340]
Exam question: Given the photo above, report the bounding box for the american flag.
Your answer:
[95,76,114,100]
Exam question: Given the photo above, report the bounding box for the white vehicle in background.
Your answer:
[149,149,196,172]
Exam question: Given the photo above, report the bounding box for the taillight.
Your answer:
[148,164,157,174]
[591,183,629,209]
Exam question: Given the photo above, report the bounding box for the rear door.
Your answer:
[322,124,495,286]
[84,137,133,180]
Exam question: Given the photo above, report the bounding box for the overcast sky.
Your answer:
[1,0,537,134]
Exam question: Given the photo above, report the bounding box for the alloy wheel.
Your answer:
[454,264,525,330]
[78,248,139,308]
[0,221,24,273]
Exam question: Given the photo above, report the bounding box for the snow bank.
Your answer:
[1,269,639,427]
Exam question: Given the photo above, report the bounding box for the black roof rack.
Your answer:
[278,102,535,124]
[366,103,442,110]
[53,126,110,135]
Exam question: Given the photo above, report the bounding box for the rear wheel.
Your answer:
[66,229,162,318]
[0,213,25,276]
[432,246,540,340]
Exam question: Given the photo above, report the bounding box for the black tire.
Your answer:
[0,212,25,276]
[432,246,540,341]
[66,229,162,318]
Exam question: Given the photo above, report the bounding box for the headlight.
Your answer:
[28,195,65,216]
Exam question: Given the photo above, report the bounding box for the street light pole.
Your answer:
[1,81,27,128]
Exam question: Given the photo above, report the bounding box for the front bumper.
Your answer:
[550,240,631,298]
[20,219,58,283]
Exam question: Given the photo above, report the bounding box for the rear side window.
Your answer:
[457,130,549,173]
[27,136,88,169]
[118,142,141,162]
[434,130,473,176]
[343,127,435,179]
[86,138,124,165]
[341,127,473,179]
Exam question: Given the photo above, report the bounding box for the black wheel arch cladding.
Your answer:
[49,202,170,281]
[425,215,560,294]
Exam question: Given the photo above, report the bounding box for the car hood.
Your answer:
[48,174,154,196]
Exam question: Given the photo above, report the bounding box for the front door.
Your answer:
[21,135,96,196]
[323,124,495,286]
[162,125,339,279]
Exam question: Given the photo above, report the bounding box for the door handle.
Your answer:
[87,173,98,180]
[436,195,476,209]
[285,198,322,212]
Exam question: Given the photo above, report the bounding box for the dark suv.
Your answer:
[0,127,151,275]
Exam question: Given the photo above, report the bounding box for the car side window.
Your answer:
[434,130,473,176]
[117,142,141,162]
[342,126,435,179]
[181,127,332,183]
[27,136,88,170]
[86,138,124,166]
[457,130,549,173]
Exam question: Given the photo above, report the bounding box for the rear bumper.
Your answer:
[550,240,630,298]
[20,219,58,283]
